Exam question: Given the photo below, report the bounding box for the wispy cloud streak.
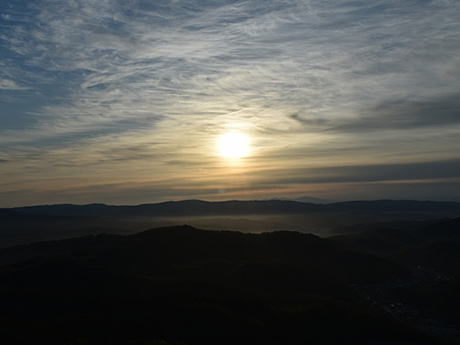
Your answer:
[1,0,460,205]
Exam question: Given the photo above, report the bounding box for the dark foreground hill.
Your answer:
[331,216,460,343]
[331,216,460,274]
[0,226,436,345]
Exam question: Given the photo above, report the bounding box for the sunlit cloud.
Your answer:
[1,0,460,206]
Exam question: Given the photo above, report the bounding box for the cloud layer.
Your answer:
[1,0,460,206]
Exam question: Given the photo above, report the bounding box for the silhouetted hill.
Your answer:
[324,200,460,213]
[83,226,408,286]
[0,225,433,345]
[392,240,460,275]
[418,217,460,240]
[0,233,122,266]
[0,208,28,218]
[13,199,460,217]
[331,227,422,256]
[331,217,460,271]
[331,218,444,236]
[0,225,408,286]
[13,200,318,216]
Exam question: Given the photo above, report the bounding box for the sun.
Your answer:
[217,132,250,158]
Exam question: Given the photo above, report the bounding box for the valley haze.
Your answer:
[2,198,460,247]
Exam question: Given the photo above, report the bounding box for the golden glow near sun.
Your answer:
[218,132,250,158]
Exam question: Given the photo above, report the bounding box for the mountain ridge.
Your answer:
[11,199,460,217]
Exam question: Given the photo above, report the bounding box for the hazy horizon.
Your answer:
[6,195,460,209]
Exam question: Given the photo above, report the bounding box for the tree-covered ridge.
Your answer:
[0,225,432,345]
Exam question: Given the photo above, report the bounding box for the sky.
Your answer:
[1,0,460,207]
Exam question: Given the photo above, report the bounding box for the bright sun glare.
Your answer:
[218,132,250,158]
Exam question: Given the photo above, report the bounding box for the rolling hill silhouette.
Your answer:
[0,225,432,345]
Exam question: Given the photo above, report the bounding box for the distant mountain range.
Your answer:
[2,199,460,248]
[10,199,460,217]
